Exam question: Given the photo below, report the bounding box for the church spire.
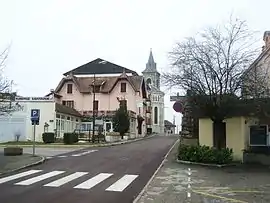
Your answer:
[143,48,157,73]
[148,48,155,64]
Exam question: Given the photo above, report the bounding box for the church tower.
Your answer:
[143,49,161,90]
[142,49,165,134]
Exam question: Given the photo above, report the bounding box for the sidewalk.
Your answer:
[136,142,270,203]
[136,142,190,203]
[0,153,44,174]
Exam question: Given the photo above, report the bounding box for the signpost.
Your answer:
[31,109,40,156]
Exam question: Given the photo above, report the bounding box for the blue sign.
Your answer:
[31,109,40,122]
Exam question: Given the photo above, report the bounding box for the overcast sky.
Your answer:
[0,0,268,128]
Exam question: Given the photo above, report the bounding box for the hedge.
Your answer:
[63,133,79,144]
[42,132,55,143]
[178,144,233,164]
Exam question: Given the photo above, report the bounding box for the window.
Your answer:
[250,125,268,146]
[154,107,158,124]
[67,84,73,94]
[93,85,100,93]
[93,100,99,111]
[120,83,126,92]
[62,100,74,108]
[146,78,151,85]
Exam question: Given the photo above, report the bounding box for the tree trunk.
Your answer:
[213,120,226,149]
[120,133,124,139]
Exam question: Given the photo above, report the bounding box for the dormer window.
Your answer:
[67,84,73,94]
[121,83,126,92]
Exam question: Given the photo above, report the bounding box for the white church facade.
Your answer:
[142,49,165,134]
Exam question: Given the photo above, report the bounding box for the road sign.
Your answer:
[31,109,40,120]
[170,95,186,102]
[31,109,40,125]
[30,109,40,156]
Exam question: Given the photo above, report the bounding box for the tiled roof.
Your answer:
[55,75,144,94]
[63,58,139,76]
[55,103,82,117]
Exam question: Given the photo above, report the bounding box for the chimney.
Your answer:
[263,31,270,51]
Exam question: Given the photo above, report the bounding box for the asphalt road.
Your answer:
[0,135,177,203]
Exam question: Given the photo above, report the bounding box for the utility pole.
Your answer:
[92,73,96,143]
[9,80,13,109]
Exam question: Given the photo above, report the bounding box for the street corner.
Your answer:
[0,153,45,175]
[136,157,270,203]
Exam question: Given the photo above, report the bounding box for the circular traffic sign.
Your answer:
[173,101,183,113]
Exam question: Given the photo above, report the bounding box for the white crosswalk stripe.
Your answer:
[74,173,113,189]
[106,175,138,192]
[71,150,98,157]
[0,170,42,184]
[0,170,138,192]
[15,171,65,185]
[44,172,88,187]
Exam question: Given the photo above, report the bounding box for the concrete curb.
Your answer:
[133,138,180,203]
[104,134,155,147]
[0,135,156,149]
[0,155,46,176]
[176,159,238,168]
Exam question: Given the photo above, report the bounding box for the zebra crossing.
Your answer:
[0,169,138,192]
[46,149,98,159]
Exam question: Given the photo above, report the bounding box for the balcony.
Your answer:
[80,110,137,118]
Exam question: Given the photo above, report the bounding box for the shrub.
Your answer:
[112,105,130,139]
[178,144,233,164]
[42,132,55,143]
[63,133,79,144]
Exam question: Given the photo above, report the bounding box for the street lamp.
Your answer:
[92,73,96,143]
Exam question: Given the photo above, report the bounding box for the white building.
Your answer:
[0,96,82,143]
[142,49,165,133]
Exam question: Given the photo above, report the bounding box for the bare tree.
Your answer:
[163,18,261,149]
[0,46,16,115]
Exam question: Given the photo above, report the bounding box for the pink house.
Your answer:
[51,58,151,138]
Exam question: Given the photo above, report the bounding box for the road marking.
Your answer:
[58,155,67,158]
[74,173,113,189]
[15,171,65,185]
[72,150,98,157]
[192,189,248,203]
[106,175,138,192]
[0,170,42,184]
[46,157,53,159]
[44,172,88,187]
[186,168,192,200]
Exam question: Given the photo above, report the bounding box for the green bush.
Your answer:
[178,144,233,164]
[63,133,79,144]
[42,132,55,144]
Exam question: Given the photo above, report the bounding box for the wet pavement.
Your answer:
[138,144,270,203]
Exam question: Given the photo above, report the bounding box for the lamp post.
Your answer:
[92,73,96,143]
